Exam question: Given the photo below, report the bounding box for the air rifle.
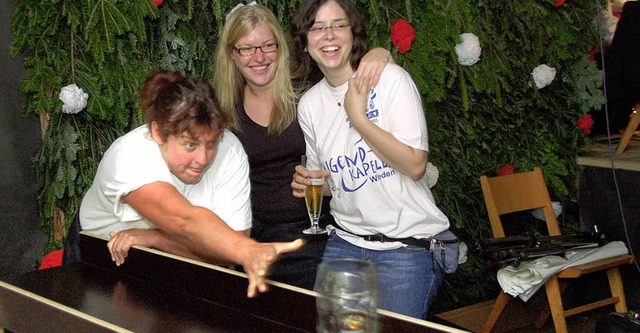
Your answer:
[475,226,606,271]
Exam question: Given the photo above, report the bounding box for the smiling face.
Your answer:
[232,23,279,89]
[151,122,222,184]
[306,0,354,84]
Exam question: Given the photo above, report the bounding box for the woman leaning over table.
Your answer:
[77,70,302,297]
[213,3,391,290]
[290,0,450,318]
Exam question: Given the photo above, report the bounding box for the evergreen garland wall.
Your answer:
[10,0,605,311]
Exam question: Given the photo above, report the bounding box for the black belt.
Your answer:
[330,221,434,250]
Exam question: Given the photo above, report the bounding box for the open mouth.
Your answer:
[189,167,204,175]
[251,64,269,71]
[321,46,340,53]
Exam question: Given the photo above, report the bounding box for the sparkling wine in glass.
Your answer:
[302,155,327,234]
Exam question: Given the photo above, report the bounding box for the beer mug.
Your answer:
[316,259,378,333]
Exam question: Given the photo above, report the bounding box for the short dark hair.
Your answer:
[290,0,367,87]
[139,70,233,141]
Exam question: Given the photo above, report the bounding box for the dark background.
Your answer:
[579,166,640,311]
[0,0,47,279]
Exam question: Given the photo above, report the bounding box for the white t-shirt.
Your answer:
[80,125,252,237]
[297,64,449,250]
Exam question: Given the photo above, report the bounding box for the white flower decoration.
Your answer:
[531,64,556,89]
[532,201,563,221]
[59,84,88,114]
[593,2,619,44]
[426,162,439,188]
[458,241,468,265]
[225,1,257,21]
[454,33,482,66]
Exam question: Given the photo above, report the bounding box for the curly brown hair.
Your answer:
[139,70,234,141]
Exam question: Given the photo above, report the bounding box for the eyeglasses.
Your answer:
[307,23,351,35]
[233,43,278,57]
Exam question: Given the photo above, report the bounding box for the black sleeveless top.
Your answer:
[232,105,309,223]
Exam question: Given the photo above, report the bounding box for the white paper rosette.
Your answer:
[59,84,88,114]
[225,1,257,21]
[458,241,468,265]
[455,33,482,66]
[532,201,563,221]
[593,3,619,43]
[426,162,439,188]
[531,64,556,89]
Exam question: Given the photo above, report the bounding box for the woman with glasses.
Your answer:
[213,3,390,290]
[290,0,450,318]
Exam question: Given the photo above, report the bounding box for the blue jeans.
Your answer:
[315,230,442,319]
[250,218,327,290]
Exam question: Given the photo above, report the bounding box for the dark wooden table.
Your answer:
[0,232,467,332]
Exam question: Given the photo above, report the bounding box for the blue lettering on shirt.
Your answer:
[325,88,391,193]
[346,89,379,128]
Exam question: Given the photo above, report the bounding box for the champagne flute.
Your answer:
[301,155,327,234]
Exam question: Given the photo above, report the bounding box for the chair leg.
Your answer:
[607,267,628,313]
[544,276,568,333]
[535,281,569,329]
[615,106,640,154]
[482,291,511,333]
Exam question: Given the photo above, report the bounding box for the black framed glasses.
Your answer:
[233,43,278,56]
[307,23,351,35]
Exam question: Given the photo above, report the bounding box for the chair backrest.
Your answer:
[479,167,561,238]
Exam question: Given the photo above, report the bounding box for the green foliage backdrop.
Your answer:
[11,0,605,311]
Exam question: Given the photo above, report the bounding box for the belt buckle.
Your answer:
[364,234,385,242]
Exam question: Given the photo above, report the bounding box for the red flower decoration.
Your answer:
[587,41,610,62]
[390,19,415,54]
[612,5,622,18]
[553,0,564,7]
[577,114,595,134]
[497,163,514,177]
[153,0,164,6]
[38,249,64,270]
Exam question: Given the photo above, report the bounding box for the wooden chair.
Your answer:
[479,167,634,333]
[615,102,640,154]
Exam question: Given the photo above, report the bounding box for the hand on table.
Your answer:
[107,229,156,266]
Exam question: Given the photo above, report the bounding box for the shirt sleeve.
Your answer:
[103,133,173,223]
[205,131,252,231]
[297,92,322,170]
[380,65,429,152]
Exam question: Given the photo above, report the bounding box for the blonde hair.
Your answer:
[214,5,296,135]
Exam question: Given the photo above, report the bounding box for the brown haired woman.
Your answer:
[77,70,302,297]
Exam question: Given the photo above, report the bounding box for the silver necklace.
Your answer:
[329,92,345,107]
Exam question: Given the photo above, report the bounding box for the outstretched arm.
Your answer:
[121,181,303,297]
